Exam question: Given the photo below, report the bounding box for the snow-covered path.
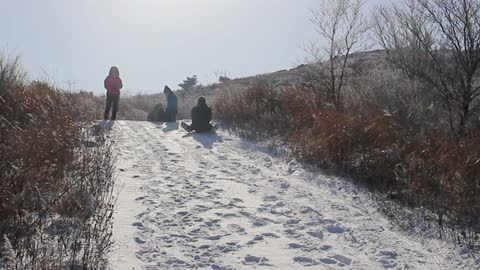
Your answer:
[109,121,477,270]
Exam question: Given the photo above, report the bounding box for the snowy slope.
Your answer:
[108,121,478,270]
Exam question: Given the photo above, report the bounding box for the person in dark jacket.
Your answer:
[181,97,214,132]
[104,66,123,120]
[163,85,178,122]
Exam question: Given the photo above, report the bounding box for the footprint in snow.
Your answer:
[132,222,144,228]
[239,211,252,217]
[320,258,337,265]
[299,206,315,214]
[288,243,304,249]
[208,235,222,241]
[307,231,324,239]
[222,213,239,218]
[232,198,244,203]
[252,219,268,227]
[379,250,398,258]
[333,254,352,265]
[243,255,268,265]
[247,235,266,246]
[280,182,290,189]
[326,224,346,234]
[378,251,400,268]
[217,245,238,254]
[293,256,317,266]
[204,219,221,228]
[198,244,210,250]
[263,195,279,202]
[177,211,189,216]
[262,232,280,238]
[285,219,301,225]
[189,228,201,235]
[134,237,146,244]
[322,218,337,224]
[227,224,246,234]
[253,235,265,241]
[250,168,261,174]
[165,258,186,266]
[320,245,332,251]
[304,221,321,227]
[285,229,298,236]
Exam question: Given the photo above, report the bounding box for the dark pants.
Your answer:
[182,122,213,132]
[104,93,120,120]
[158,110,177,122]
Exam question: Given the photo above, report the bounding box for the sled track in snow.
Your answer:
[109,120,478,270]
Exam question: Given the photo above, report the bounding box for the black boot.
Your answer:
[181,122,193,132]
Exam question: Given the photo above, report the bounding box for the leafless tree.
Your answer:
[374,0,480,134]
[305,0,369,111]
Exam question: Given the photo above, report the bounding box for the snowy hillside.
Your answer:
[108,121,478,270]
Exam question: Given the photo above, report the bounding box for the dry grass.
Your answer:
[215,82,480,247]
[0,56,115,268]
[68,84,231,122]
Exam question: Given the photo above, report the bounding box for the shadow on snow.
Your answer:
[148,121,179,132]
[183,132,224,149]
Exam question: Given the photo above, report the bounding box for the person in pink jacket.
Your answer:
[104,66,123,120]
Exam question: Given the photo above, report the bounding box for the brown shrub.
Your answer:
[0,57,115,268]
[215,83,480,246]
[215,83,310,140]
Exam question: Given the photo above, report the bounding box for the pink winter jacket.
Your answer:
[104,67,123,95]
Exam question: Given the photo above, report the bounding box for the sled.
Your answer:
[181,122,219,133]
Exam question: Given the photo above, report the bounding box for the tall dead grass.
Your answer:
[215,82,480,247]
[68,82,228,122]
[0,56,115,268]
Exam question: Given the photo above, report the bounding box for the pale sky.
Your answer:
[1,0,381,94]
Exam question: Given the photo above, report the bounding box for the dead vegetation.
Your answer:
[213,0,480,245]
[0,55,115,269]
[215,79,480,247]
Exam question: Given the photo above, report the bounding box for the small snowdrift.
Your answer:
[109,121,478,269]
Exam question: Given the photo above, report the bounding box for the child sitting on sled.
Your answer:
[181,97,215,132]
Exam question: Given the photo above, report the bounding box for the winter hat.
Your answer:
[109,66,119,77]
[198,96,206,106]
[164,85,172,94]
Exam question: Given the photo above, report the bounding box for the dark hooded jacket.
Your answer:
[191,97,212,132]
[164,86,178,114]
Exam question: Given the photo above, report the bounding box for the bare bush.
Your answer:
[347,60,452,130]
[305,0,370,111]
[67,90,104,121]
[0,56,115,269]
[374,0,480,135]
[215,83,480,246]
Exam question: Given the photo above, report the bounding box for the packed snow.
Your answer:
[108,120,479,269]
